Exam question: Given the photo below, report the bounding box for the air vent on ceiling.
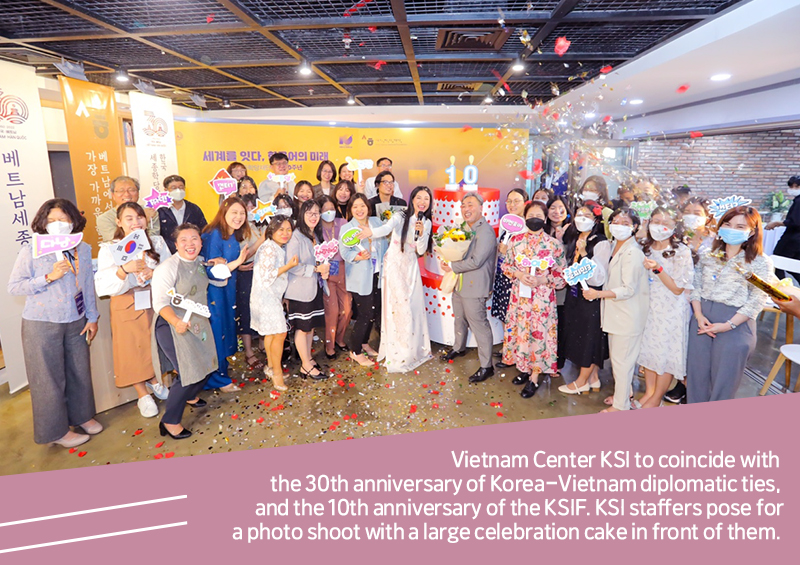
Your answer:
[437,82,484,92]
[436,28,512,51]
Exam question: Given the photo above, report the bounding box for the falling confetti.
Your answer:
[554,37,571,57]
[368,60,387,70]
[689,131,704,138]
[206,14,215,24]
[676,84,691,94]
[599,65,613,74]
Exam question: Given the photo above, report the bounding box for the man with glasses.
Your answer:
[258,152,296,202]
[365,157,403,200]
[368,170,407,215]
[97,176,160,242]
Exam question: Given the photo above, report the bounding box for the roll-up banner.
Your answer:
[128,91,179,193]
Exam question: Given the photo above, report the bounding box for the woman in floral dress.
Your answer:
[500,201,566,399]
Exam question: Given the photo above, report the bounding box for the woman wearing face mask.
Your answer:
[532,188,553,205]
[273,193,296,221]
[286,199,330,379]
[8,199,101,448]
[236,192,268,371]
[635,207,694,409]
[492,188,528,325]
[158,174,208,254]
[95,202,172,418]
[201,197,250,392]
[766,176,800,281]
[558,202,610,394]
[339,162,366,193]
[293,180,315,204]
[687,206,774,403]
[150,224,218,440]
[499,201,566,398]
[251,216,299,390]
[577,176,613,238]
[333,180,355,219]
[313,160,337,199]
[357,187,433,372]
[681,197,715,262]
[582,208,650,412]
[318,195,352,359]
[340,194,391,366]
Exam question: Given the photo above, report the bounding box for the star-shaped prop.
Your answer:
[143,187,172,210]
[252,199,276,223]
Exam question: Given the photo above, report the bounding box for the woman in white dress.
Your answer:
[636,207,694,408]
[251,217,298,391]
[361,186,433,373]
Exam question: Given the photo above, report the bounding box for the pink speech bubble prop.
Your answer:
[32,233,83,259]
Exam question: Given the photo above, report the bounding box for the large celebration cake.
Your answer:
[420,186,505,346]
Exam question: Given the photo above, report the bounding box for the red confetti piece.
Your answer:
[346,437,354,440]
[349,383,355,388]
[462,125,473,132]
[490,402,497,407]
[498,402,503,407]
[676,84,690,94]
[166,452,174,458]
[256,417,264,423]
[554,36,571,56]
[69,448,76,453]
[552,112,559,120]
[422,384,428,388]
[445,368,451,373]
[431,390,440,395]
[440,382,446,386]
[496,412,504,417]
[409,405,417,414]
[366,372,372,376]
[368,60,387,70]
[206,14,215,24]
[337,379,345,386]
[414,370,420,375]
[155,441,165,448]
[357,421,364,426]
[542,107,549,116]
[344,415,350,420]
[358,42,365,46]
[385,384,391,388]
[448,359,453,364]
[231,414,238,419]
[329,425,337,431]
[456,400,463,405]
[496,129,503,139]
[134,429,143,435]
[600,65,613,74]
[689,131,703,138]
[432,403,439,408]
[490,69,513,94]
[352,413,357,418]
[154,453,163,459]
[368,26,377,32]
[78,451,87,457]
[603,115,612,123]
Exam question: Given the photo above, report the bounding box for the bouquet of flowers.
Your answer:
[433,224,474,293]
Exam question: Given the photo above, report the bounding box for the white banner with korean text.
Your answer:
[0,60,55,392]
[129,91,179,193]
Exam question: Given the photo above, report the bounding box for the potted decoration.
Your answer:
[764,190,791,223]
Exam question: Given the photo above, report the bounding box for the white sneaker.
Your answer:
[146,381,169,400]
[138,395,158,418]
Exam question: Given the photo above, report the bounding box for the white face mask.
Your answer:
[609,224,633,241]
[574,216,595,233]
[682,214,705,230]
[46,221,72,235]
[169,189,186,202]
[580,191,600,202]
[320,210,336,223]
[788,189,800,198]
[649,224,674,241]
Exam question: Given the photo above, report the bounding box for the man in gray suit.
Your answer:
[440,193,497,383]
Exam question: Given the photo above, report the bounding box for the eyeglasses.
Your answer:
[114,188,139,195]
[380,180,394,185]
[306,212,320,218]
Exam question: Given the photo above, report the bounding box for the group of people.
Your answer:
[6,152,787,449]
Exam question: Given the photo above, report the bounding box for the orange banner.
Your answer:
[58,76,124,251]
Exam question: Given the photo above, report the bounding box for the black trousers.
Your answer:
[155,316,210,426]
[349,274,380,354]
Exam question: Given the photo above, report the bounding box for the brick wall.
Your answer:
[635,128,800,210]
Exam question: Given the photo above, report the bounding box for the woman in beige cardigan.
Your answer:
[583,208,650,412]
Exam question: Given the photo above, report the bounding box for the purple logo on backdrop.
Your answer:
[0,88,30,125]
[339,135,353,148]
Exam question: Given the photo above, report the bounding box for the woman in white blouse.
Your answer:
[95,202,171,418]
[687,206,774,402]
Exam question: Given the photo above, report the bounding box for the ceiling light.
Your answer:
[484,95,493,103]
[329,121,337,125]
[115,68,129,83]
[629,99,644,105]
[710,73,732,81]
[585,112,596,119]
[512,59,525,72]
[222,99,231,108]
[299,60,312,76]
[347,95,356,105]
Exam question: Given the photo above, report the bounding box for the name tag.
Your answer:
[134,290,151,311]
[74,290,85,316]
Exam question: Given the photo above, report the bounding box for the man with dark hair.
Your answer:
[365,157,403,200]
[97,175,160,241]
[158,174,208,254]
[258,152,296,202]
[766,175,800,281]
[672,185,692,207]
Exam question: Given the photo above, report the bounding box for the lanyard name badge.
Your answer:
[64,250,86,317]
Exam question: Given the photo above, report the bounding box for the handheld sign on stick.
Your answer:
[266,172,297,188]
[515,254,555,298]
[143,188,172,210]
[252,199,276,223]
[341,227,366,253]
[208,169,237,197]
[563,257,598,290]
[708,195,752,220]
[167,288,212,323]
[345,157,373,184]
[110,229,151,266]
[499,214,525,244]
[32,233,83,262]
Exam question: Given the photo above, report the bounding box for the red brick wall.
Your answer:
[635,128,800,208]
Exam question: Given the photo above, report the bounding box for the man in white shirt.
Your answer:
[364,157,403,200]
[97,176,160,241]
[258,152,296,202]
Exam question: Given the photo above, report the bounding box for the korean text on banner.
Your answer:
[0,60,55,392]
[128,91,179,193]
[58,75,124,251]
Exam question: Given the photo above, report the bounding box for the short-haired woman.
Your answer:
[687,206,774,402]
[8,198,101,448]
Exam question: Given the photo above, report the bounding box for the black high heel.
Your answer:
[300,365,328,381]
[159,421,192,439]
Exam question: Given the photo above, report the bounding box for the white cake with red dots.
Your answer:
[421,186,504,346]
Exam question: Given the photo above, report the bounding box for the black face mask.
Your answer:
[526,218,546,232]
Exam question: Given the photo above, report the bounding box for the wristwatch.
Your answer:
[727,320,737,330]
